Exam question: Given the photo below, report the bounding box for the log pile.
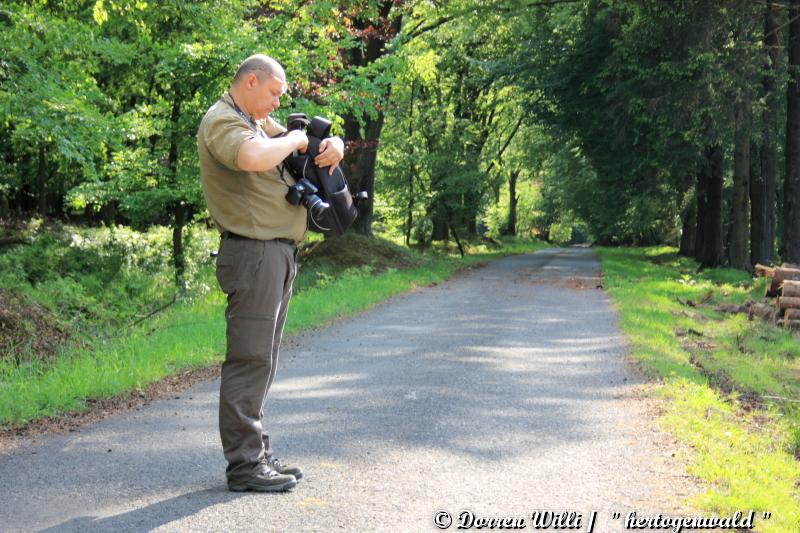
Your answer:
[754,263,800,329]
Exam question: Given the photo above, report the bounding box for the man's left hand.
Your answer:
[314,137,345,176]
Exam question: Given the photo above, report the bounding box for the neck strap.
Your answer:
[224,92,258,131]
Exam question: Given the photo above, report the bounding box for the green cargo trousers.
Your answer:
[214,236,297,485]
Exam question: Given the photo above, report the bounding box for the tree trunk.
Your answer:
[340,0,402,236]
[754,0,779,266]
[785,0,800,263]
[172,202,186,291]
[431,201,449,241]
[37,143,47,217]
[343,116,383,236]
[503,169,519,236]
[465,191,479,236]
[679,188,697,257]
[730,95,751,270]
[0,192,8,220]
[695,168,708,263]
[168,97,185,290]
[405,81,416,247]
[448,220,466,257]
[101,201,117,225]
[405,164,414,246]
[781,0,800,262]
[751,140,767,265]
[697,146,724,267]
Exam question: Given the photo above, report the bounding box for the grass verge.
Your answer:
[596,246,800,532]
[0,237,547,427]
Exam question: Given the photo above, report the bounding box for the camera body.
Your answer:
[285,177,329,219]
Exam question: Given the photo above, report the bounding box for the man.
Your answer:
[197,54,344,492]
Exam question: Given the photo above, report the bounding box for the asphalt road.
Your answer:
[0,247,696,532]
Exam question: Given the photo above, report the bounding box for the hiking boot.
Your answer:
[228,467,297,493]
[265,454,304,480]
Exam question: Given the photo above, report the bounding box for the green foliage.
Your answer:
[0,223,215,337]
[547,222,572,246]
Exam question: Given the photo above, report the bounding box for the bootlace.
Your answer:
[258,456,281,476]
[266,456,285,469]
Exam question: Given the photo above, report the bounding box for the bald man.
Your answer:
[198,54,344,492]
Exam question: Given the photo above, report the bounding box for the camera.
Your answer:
[285,177,330,219]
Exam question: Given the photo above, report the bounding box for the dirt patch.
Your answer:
[618,355,704,513]
[0,287,70,364]
[559,274,603,290]
[515,272,603,289]
[0,364,221,453]
[299,233,419,273]
[680,337,763,412]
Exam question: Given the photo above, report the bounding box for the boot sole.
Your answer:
[228,478,297,493]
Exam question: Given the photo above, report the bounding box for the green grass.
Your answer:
[0,237,548,426]
[596,246,800,532]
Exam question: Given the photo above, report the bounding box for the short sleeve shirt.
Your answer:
[197,93,307,243]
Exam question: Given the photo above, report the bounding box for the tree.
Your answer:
[752,0,780,266]
[784,0,800,263]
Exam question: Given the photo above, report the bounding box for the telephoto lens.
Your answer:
[303,194,330,219]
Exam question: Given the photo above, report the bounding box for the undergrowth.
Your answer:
[596,246,800,532]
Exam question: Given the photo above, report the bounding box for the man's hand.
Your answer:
[287,129,309,154]
[314,137,345,176]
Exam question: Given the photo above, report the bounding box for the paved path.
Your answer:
[0,247,696,532]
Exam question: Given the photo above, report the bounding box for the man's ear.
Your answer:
[245,72,258,89]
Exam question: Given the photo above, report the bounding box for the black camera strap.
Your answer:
[222,92,260,134]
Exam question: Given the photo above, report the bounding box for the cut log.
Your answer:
[785,319,800,330]
[782,262,800,269]
[767,267,800,296]
[785,308,800,321]
[716,303,746,314]
[782,280,800,297]
[778,296,800,310]
[754,263,775,278]
[752,303,777,321]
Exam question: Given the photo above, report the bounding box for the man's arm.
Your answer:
[237,130,308,172]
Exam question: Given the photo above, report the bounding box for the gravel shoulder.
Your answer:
[0,247,700,532]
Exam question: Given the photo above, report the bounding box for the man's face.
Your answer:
[248,73,286,120]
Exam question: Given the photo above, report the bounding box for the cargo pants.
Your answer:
[214,235,297,485]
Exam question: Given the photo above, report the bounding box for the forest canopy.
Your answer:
[2,0,798,275]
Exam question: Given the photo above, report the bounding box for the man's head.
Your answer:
[230,54,287,120]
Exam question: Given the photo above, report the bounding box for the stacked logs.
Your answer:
[755,263,800,328]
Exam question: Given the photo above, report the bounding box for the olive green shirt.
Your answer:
[197,92,306,243]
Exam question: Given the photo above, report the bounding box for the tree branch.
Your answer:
[405,0,581,39]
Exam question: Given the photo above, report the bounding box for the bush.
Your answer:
[0,223,219,364]
[548,222,573,245]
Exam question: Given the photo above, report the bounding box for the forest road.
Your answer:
[0,246,699,532]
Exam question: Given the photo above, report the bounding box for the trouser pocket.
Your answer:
[215,239,264,295]
[226,313,275,361]
[215,253,238,294]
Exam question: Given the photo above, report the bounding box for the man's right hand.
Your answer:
[287,130,309,154]
[237,129,310,172]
